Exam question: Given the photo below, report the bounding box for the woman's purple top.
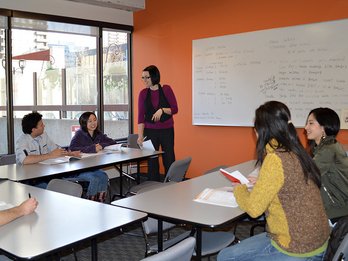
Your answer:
[138,84,178,129]
[69,129,116,153]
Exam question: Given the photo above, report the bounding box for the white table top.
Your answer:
[112,160,256,228]
[0,181,147,259]
[0,148,161,181]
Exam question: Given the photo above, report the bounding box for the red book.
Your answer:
[219,168,250,185]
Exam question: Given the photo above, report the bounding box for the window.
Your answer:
[103,29,130,138]
[0,15,131,152]
[0,16,8,154]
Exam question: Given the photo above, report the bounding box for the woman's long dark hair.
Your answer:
[79,111,100,138]
[254,101,321,187]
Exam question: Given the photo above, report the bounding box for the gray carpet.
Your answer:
[56,177,265,261]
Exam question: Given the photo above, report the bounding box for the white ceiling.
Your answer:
[65,0,145,11]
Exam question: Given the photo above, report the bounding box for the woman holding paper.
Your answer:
[69,111,115,202]
[137,65,178,181]
[218,101,330,261]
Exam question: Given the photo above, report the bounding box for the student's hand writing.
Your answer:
[95,144,103,152]
[151,109,163,122]
[19,198,38,215]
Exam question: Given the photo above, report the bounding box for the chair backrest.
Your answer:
[0,154,16,166]
[47,179,83,198]
[333,233,348,261]
[142,217,176,235]
[324,215,348,261]
[127,134,140,149]
[164,157,192,182]
[141,236,195,261]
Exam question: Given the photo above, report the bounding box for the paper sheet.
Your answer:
[193,188,238,208]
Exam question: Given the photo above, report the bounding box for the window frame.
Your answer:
[0,8,134,154]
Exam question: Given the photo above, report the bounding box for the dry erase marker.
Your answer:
[28,193,31,198]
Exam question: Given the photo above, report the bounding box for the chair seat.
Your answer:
[194,231,235,256]
[148,230,235,257]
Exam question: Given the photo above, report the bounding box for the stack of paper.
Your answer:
[193,188,238,208]
[39,156,80,165]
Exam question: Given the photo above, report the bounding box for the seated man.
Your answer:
[15,112,77,165]
[15,112,109,201]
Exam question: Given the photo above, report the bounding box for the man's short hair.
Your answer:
[22,112,43,134]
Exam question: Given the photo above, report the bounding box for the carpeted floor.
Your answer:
[55,176,265,261]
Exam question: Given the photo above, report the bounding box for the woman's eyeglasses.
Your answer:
[141,76,151,80]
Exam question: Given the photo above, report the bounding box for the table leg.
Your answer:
[91,238,98,261]
[157,219,163,252]
[119,163,123,197]
[136,161,140,184]
[196,227,202,260]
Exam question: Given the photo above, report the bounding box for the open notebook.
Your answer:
[194,187,238,208]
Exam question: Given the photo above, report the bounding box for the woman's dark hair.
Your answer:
[79,111,99,134]
[143,65,161,86]
[307,107,340,137]
[22,112,43,134]
[254,101,321,187]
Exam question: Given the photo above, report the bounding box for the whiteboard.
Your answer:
[192,19,348,128]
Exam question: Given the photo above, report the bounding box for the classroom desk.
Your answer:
[112,160,256,260]
[0,180,147,260]
[0,148,162,197]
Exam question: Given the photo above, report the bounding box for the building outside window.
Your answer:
[0,16,131,154]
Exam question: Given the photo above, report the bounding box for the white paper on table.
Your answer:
[142,140,155,151]
[193,188,238,208]
[104,144,123,151]
[39,156,80,165]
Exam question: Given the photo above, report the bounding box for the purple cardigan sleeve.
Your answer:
[70,130,116,153]
[97,133,116,148]
[163,85,178,115]
[69,130,97,153]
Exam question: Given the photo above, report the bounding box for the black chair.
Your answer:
[128,157,192,195]
[0,154,16,166]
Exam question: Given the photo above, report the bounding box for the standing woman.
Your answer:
[137,65,178,181]
[218,101,330,261]
[70,111,116,202]
[305,107,348,222]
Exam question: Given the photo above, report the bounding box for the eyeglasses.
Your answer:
[141,76,151,80]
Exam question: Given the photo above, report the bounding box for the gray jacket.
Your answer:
[313,136,348,219]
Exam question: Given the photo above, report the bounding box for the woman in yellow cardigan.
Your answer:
[218,101,330,261]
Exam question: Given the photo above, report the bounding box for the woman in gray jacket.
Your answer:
[305,107,348,222]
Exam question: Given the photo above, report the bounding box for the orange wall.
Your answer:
[133,0,348,178]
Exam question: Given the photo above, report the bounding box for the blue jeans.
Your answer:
[66,170,108,196]
[217,232,324,261]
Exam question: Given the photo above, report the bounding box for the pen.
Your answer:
[28,193,31,198]
[143,136,147,141]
